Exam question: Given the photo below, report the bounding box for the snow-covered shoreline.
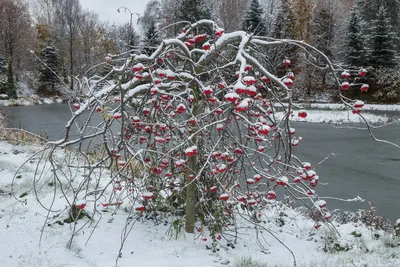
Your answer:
[276,102,400,111]
[0,96,65,107]
[0,141,399,267]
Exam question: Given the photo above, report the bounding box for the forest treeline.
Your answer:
[1,0,399,102]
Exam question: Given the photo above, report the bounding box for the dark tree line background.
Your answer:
[1,0,400,102]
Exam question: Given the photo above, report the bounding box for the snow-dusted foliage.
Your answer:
[24,20,377,262]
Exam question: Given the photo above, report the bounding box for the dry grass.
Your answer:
[0,113,47,145]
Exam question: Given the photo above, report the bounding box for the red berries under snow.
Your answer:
[225,92,239,103]
[283,78,293,87]
[234,81,246,95]
[113,113,122,119]
[360,84,369,92]
[303,162,312,170]
[185,146,198,157]
[76,200,86,210]
[267,190,276,200]
[276,176,288,186]
[352,100,364,114]
[136,205,145,212]
[314,200,327,209]
[219,193,229,201]
[358,68,367,77]
[243,76,256,86]
[215,28,224,37]
[203,86,213,95]
[203,42,211,50]
[258,125,270,136]
[176,103,186,114]
[341,82,350,91]
[142,192,154,200]
[215,163,227,173]
[341,71,351,79]
[254,174,262,183]
[235,98,251,112]
[353,100,364,108]
[133,63,144,72]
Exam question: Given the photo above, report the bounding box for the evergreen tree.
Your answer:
[273,0,295,39]
[369,5,397,69]
[143,19,160,55]
[177,0,211,23]
[0,56,6,74]
[242,0,267,36]
[345,8,367,67]
[6,61,17,99]
[39,42,59,91]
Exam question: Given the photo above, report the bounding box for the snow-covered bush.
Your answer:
[25,20,374,262]
[395,219,400,237]
[373,68,400,103]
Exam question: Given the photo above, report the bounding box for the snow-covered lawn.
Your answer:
[0,141,399,267]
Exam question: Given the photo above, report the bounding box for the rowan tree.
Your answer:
[26,20,375,265]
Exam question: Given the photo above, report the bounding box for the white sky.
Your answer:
[80,0,151,28]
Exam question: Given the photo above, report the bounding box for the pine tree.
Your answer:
[345,8,367,67]
[6,61,17,99]
[143,19,160,55]
[0,56,6,74]
[242,0,267,36]
[273,0,295,39]
[39,42,59,91]
[369,5,397,69]
[177,0,211,23]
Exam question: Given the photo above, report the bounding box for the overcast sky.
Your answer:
[81,0,151,28]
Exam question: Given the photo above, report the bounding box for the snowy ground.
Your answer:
[276,109,393,124]
[0,141,399,267]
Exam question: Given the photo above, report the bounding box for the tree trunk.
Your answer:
[185,145,197,233]
[184,83,200,234]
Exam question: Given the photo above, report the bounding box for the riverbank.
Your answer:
[0,140,399,267]
[0,96,65,107]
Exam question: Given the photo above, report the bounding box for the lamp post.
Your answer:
[117,6,140,50]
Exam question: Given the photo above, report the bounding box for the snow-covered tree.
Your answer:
[177,0,211,23]
[311,3,335,58]
[143,19,160,56]
[39,41,59,91]
[345,8,367,68]
[242,0,268,35]
[28,20,373,261]
[273,0,295,39]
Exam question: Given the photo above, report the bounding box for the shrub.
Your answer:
[373,68,400,103]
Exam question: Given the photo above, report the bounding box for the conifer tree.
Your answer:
[369,5,397,69]
[6,61,17,99]
[242,0,267,35]
[39,41,59,91]
[143,19,160,55]
[177,0,211,23]
[345,8,367,67]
